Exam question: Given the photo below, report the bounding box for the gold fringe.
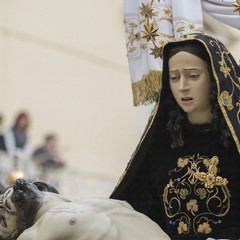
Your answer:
[132,70,162,106]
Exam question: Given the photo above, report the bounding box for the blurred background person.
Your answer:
[3,111,30,161]
[0,114,6,151]
[32,134,65,169]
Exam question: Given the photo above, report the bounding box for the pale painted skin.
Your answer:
[168,51,212,124]
[0,181,171,240]
[0,188,18,239]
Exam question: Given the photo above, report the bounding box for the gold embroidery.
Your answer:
[197,222,212,234]
[177,221,188,234]
[186,199,198,215]
[139,2,156,19]
[179,188,189,200]
[201,36,240,153]
[196,188,207,199]
[233,0,240,13]
[195,156,228,189]
[237,100,240,124]
[163,155,231,235]
[177,157,189,168]
[220,91,234,111]
[218,59,231,78]
[141,22,159,42]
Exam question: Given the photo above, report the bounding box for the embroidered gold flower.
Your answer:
[150,46,163,59]
[129,47,137,53]
[179,188,189,200]
[187,199,198,215]
[218,59,231,78]
[139,3,155,19]
[177,221,188,234]
[129,21,138,28]
[128,31,138,44]
[177,157,189,168]
[196,188,207,199]
[176,25,185,33]
[159,39,167,46]
[140,42,147,49]
[141,23,159,42]
[197,222,212,234]
[188,23,195,30]
[220,91,234,110]
[233,0,240,13]
[203,158,212,167]
[163,8,171,15]
[195,156,228,189]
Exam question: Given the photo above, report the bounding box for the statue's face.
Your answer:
[0,179,49,240]
[0,188,18,239]
[169,51,212,124]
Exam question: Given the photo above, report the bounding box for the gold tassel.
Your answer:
[132,70,162,106]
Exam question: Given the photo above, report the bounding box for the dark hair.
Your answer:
[165,41,231,149]
[45,134,56,143]
[13,112,29,131]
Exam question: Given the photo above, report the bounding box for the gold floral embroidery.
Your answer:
[203,157,212,167]
[139,3,156,19]
[177,157,189,168]
[233,0,240,13]
[196,188,207,199]
[195,156,228,189]
[220,91,234,111]
[218,59,231,78]
[177,221,188,234]
[197,222,212,234]
[179,188,189,200]
[188,23,195,30]
[163,8,171,15]
[187,199,198,215]
[141,22,159,42]
[237,100,240,124]
[139,0,171,60]
[163,154,231,235]
[150,46,163,59]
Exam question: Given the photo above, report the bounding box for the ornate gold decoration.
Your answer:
[196,188,207,199]
[178,221,188,234]
[218,59,231,78]
[150,46,163,59]
[139,3,156,19]
[163,154,231,234]
[197,222,212,234]
[233,0,240,13]
[208,37,240,153]
[237,99,240,124]
[186,199,198,215]
[132,70,162,106]
[141,22,159,42]
[220,91,234,111]
[194,156,228,189]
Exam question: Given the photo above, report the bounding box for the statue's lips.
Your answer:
[181,97,193,104]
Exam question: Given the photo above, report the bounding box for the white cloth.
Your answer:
[202,0,240,29]
[124,0,203,84]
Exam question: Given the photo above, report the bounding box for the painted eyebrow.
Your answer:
[169,68,201,72]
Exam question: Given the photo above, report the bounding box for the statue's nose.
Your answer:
[13,178,28,191]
